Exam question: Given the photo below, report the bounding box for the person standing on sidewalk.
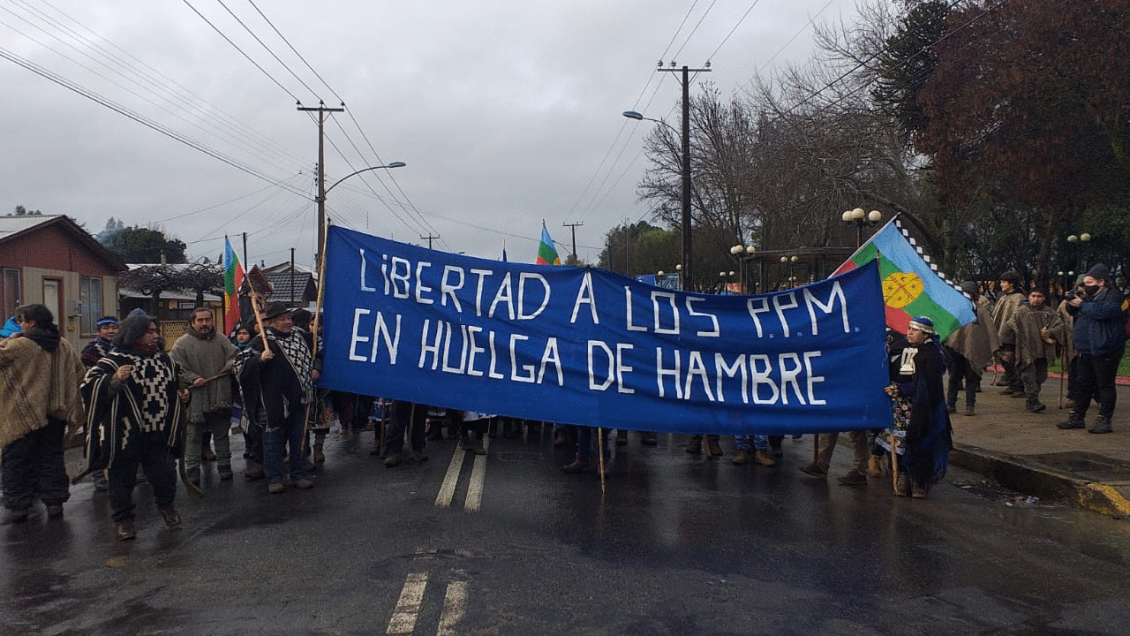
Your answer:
[991,271,1027,396]
[1,304,86,524]
[169,307,238,485]
[999,289,1064,413]
[81,314,186,540]
[945,281,999,416]
[1058,264,1126,434]
[235,303,319,493]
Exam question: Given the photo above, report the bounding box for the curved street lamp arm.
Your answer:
[324,162,406,196]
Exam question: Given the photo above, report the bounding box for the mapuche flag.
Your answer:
[223,237,246,334]
[833,219,975,340]
[536,226,561,265]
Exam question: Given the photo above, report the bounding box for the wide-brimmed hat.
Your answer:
[262,302,291,320]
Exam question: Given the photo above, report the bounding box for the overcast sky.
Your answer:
[1,0,861,268]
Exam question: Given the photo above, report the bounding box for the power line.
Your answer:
[180,0,300,102]
[0,44,307,197]
[212,0,320,101]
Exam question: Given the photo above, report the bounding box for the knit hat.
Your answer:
[95,316,119,328]
[1084,263,1111,284]
[0,316,21,338]
[960,280,978,296]
[908,316,935,334]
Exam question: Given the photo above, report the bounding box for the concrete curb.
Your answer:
[951,443,1130,517]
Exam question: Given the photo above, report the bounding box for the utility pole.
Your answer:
[298,101,344,273]
[420,235,440,250]
[562,221,583,265]
[658,62,709,291]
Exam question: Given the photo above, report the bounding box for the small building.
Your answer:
[0,215,127,350]
[262,262,318,309]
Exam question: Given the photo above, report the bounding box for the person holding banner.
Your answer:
[235,303,319,493]
[563,425,610,477]
[383,400,428,467]
[883,317,953,498]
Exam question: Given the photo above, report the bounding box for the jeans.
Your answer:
[733,435,768,451]
[575,426,609,460]
[262,405,308,484]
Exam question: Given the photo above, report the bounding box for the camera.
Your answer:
[1064,291,1077,300]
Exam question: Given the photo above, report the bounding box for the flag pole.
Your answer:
[302,215,332,457]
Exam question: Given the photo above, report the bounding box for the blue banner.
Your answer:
[319,226,891,435]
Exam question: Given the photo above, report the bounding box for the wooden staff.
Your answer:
[407,402,418,458]
[378,399,389,458]
[196,370,232,385]
[177,380,204,499]
[301,216,332,456]
[890,430,900,493]
[597,427,606,494]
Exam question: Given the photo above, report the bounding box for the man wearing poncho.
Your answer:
[999,289,1064,413]
[234,302,319,494]
[81,314,186,540]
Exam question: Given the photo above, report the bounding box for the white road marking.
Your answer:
[464,437,489,512]
[437,581,467,636]
[435,443,466,508]
[386,572,428,635]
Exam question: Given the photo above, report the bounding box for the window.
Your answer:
[80,276,103,335]
[1,268,19,319]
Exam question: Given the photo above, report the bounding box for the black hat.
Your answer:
[999,271,1020,283]
[262,302,290,320]
[1085,263,1111,283]
[960,280,978,296]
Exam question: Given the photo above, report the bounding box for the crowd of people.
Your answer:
[1,262,1125,535]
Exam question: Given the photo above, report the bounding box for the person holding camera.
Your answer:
[1058,264,1125,434]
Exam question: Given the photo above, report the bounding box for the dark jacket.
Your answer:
[1068,287,1126,356]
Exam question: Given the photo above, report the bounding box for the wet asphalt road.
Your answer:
[2,426,1129,636]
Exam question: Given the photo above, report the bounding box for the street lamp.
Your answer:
[1066,232,1092,273]
[316,161,407,271]
[730,243,757,293]
[625,109,693,293]
[841,207,883,247]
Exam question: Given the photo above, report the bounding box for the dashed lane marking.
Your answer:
[465,437,490,512]
[386,571,428,635]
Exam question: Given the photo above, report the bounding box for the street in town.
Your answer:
[3,388,1129,636]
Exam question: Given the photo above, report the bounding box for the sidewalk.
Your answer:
[949,376,1130,517]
